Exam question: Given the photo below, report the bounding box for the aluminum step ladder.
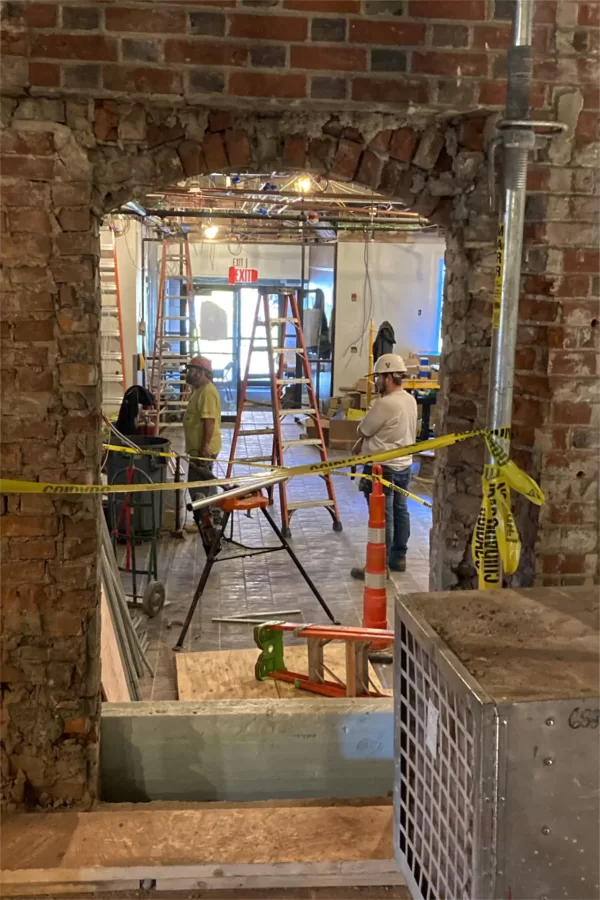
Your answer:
[227,288,342,537]
[148,238,198,430]
[100,225,126,417]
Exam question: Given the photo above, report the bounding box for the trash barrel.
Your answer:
[107,435,170,535]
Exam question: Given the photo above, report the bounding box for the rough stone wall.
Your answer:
[0,0,598,807]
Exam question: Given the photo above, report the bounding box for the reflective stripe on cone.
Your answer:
[362,464,391,649]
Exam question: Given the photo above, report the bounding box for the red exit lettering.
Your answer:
[228,266,259,285]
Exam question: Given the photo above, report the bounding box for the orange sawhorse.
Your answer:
[173,490,339,651]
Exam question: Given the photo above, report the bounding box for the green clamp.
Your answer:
[254,622,287,682]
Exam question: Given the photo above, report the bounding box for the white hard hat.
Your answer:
[373,353,407,375]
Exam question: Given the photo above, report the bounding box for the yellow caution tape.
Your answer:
[334,470,433,509]
[103,443,281,470]
[493,223,504,330]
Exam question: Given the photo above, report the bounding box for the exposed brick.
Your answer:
[352,78,428,105]
[368,129,392,155]
[59,363,97,386]
[53,183,92,206]
[1,30,28,56]
[17,369,55,392]
[311,17,346,42]
[6,210,51,233]
[250,45,286,68]
[103,66,182,95]
[29,62,60,87]
[189,10,226,36]
[283,134,307,168]
[146,122,185,149]
[355,149,382,189]
[177,140,206,178]
[579,2,600,27]
[2,234,51,263]
[1,131,54,156]
[479,81,507,106]
[291,46,366,72]
[370,49,407,73]
[32,34,118,62]
[188,72,225,94]
[331,138,362,180]
[311,76,346,100]
[389,127,419,163]
[62,6,100,30]
[57,207,91,232]
[548,351,597,376]
[432,24,470,46]
[229,72,306,98]
[412,128,445,170]
[229,13,308,41]
[165,40,247,67]
[413,51,488,77]
[105,6,186,33]
[0,156,55,179]
[63,65,101,90]
[208,111,232,132]
[349,19,426,45]
[51,260,94,284]
[13,319,54,343]
[10,538,57,560]
[410,0,485,17]
[122,39,161,64]
[564,250,600,273]
[553,402,592,425]
[364,0,406,11]
[24,2,57,27]
[225,130,251,168]
[284,0,360,10]
[202,132,229,171]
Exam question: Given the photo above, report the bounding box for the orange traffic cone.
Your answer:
[362,464,391,649]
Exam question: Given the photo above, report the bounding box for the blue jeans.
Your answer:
[364,468,411,567]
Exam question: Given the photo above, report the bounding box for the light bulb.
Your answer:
[296,177,312,194]
[204,224,218,239]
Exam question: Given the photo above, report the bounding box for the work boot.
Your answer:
[389,558,407,573]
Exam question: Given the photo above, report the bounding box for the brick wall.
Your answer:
[1,0,598,807]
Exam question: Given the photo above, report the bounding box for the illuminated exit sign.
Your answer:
[228,266,259,285]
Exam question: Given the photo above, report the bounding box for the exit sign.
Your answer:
[228,266,259,285]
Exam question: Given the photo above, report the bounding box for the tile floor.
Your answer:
[124,414,432,700]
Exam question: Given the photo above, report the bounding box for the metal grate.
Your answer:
[395,620,476,899]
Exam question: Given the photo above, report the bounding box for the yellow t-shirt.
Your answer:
[183,382,222,456]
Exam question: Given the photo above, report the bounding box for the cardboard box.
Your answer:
[329,417,359,448]
[354,377,369,393]
[305,417,329,446]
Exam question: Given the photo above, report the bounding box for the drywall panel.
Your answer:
[100,698,394,802]
[333,239,445,393]
[189,242,302,283]
[115,219,142,387]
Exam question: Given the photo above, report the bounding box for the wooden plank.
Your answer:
[100,588,130,703]
[1,804,400,895]
[176,645,390,701]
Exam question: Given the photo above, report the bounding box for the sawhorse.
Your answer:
[173,489,339,651]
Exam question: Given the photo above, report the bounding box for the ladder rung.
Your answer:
[287,500,335,510]
[242,456,273,463]
[273,348,302,354]
[282,439,323,447]
[103,375,124,383]
[280,409,316,416]
[238,428,275,436]
[269,317,298,324]
[163,316,193,321]
[277,378,310,385]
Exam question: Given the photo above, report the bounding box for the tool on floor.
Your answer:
[108,463,166,618]
[227,287,342,538]
[149,237,198,431]
[254,621,394,698]
[173,485,339,651]
[100,223,126,417]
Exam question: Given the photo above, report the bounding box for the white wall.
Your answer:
[333,239,444,393]
[188,242,302,281]
[115,219,142,387]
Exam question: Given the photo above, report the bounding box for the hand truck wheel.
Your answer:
[142,580,166,618]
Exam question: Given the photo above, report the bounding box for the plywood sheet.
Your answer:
[176,645,390,701]
[100,588,130,703]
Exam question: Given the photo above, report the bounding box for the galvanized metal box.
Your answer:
[393,586,599,900]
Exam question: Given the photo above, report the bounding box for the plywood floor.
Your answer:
[175,645,391,701]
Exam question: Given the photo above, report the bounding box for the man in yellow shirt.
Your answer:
[183,356,222,505]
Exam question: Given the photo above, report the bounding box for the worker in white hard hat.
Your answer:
[350,353,418,580]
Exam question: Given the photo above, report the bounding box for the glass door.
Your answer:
[194,286,237,415]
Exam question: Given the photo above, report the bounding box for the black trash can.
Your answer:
[107,435,170,535]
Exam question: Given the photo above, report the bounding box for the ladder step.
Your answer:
[280,409,316,416]
[273,348,303,354]
[241,456,273,463]
[270,317,298,324]
[276,378,310,385]
[282,439,323,447]
[287,500,335,511]
[238,428,275,436]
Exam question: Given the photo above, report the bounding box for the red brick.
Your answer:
[225,130,250,168]
[229,72,306,99]
[283,135,307,169]
[472,24,547,52]
[534,0,556,23]
[13,319,54,342]
[146,122,185,149]
[29,62,60,88]
[582,86,600,109]
[352,78,428,105]
[0,156,55,180]
[519,297,558,324]
[410,0,485,18]
[526,167,550,191]
[349,19,426,45]
[103,66,182,95]
[229,13,308,41]
[579,2,600,26]
[515,347,537,370]
[576,111,600,140]
[555,275,591,298]
[330,138,362,181]
[284,0,360,10]
[291,46,366,72]
[59,363,97,385]
[2,234,51,264]
[479,81,506,106]
[51,260,94,283]
[542,555,586,575]
[513,396,544,422]
[564,250,600,274]
[6,210,51,233]
[413,51,488,77]
[105,6,186,32]
[553,402,592,425]
[389,127,419,163]
[10,538,57,560]
[548,351,596,376]
[457,116,487,151]
[1,131,54,156]
[32,34,118,62]
[177,140,206,178]
[1,30,27,56]
[548,504,584,525]
[18,369,54,392]
[57,207,91,232]
[208,111,232,133]
[202,132,228,171]
[24,2,57,27]
[94,101,119,141]
[369,130,392,155]
[355,149,382,189]
[1,515,58,537]
[523,274,556,296]
[165,40,247,67]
